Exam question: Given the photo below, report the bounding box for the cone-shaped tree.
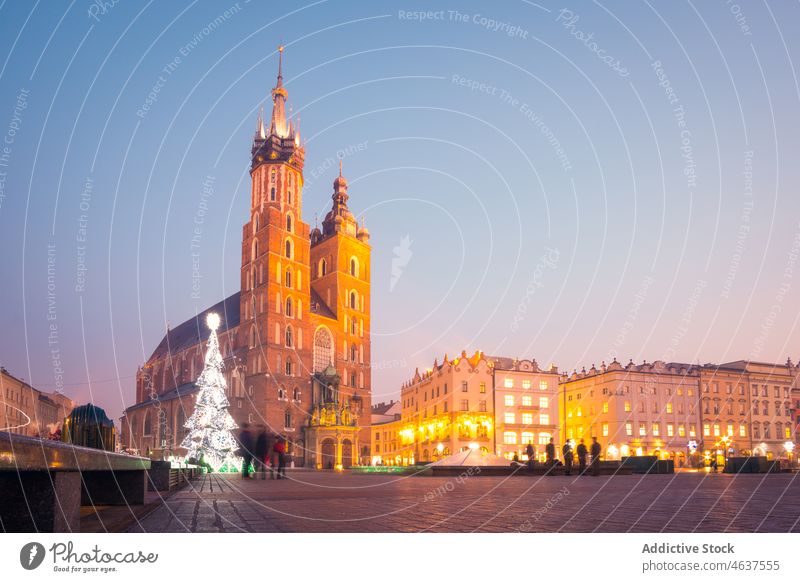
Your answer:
[181,312,240,471]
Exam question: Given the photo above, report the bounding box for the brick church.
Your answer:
[122,48,372,469]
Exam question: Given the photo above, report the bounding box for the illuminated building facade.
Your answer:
[491,358,560,462]
[123,49,372,467]
[560,360,702,466]
[0,366,74,438]
[561,359,800,465]
[399,351,496,464]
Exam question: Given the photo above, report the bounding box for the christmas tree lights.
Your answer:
[181,312,241,471]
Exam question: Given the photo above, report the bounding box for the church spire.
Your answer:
[270,45,289,138]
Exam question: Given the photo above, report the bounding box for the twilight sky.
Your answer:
[1,0,799,422]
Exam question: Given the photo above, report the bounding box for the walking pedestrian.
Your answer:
[562,441,574,476]
[576,439,588,474]
[590,437,602,477]
[525,443,536,471]
[546,438,556,474]
[274,436,287,479]
[254,425,269,480]
[238,423,254,479]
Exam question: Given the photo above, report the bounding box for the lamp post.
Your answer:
[717,435,731,472]
[436,442,444,460]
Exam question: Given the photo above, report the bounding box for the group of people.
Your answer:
[525,437,603,476]
[237,423,288,479]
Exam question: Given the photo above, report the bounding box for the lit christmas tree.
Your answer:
[181,312,241,471]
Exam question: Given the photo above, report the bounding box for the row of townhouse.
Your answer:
[371,353,800,466]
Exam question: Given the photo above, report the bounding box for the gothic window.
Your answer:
[350,291,357,309]
[285,239,293,259]
[143,411,152,436]
[285,268,292,288]
[284,411,293,429]
[287,190,293,205]
[285,358,293,376]
[270,187,276,201]
[350,372,356,387]
[351,318,357,335]
[158,410,167,447]
[313,327,333,372]
[278,386,286,400]
[271,169,276,183]
[251,239,258,262]
[350,344,357,361]
[293,387,300,402]
[253,214,259,233]
[286,214,293,232]
[176,407,185,440]
[318,259,327,277]
[285,297,293,317]
[285,325,293,348]
[250,326,256,348]
[251,268,256,288]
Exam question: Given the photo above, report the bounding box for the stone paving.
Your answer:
[127,470,800,533]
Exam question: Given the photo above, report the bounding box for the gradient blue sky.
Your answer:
[1,0,799,422]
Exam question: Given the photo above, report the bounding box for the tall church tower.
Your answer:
[310,161,372,455]
[241,47,313,435]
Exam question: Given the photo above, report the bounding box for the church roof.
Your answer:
[147,292,240,363]
[309,288,336,320]
[125,382,199,413]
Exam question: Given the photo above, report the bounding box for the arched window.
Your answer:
[250,326,257,348]
[251,268,256,289]
[285,239,293,259]
[270,187,276,201]
[285,358,293,376]
[176,407,185,440]
[350,344,357,362]
[351,318,357,335]
[253,213,259,233]
[313,327,333,372]
[251,239,258,262]
[285,297,293,317]
[278,386,286,400]
[285,325,293,347]
[287,190,293,205]
[350,372,357,387]
[350,291,357,309]
[350,257,359,277]
[143,411,152,436]
[285,268,292,288]
[293,387,300,402]
[286,214,293,232]
[158,410,167,447]
[318,259,327,277]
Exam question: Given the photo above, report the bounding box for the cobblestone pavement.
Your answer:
[127,470,800,533]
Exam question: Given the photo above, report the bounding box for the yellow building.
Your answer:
[399,351,495,463]
[1,366,74,438]
[560,360,702,466]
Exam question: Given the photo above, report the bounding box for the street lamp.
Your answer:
[436,442,444,459]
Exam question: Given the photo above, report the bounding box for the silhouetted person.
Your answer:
[546,438,556,474]
[238,423,254,479]
[562,441,574,476]
[576,439,588,474]
[513,452,520,463]
[590,437,602,476]
[525,443,535,471]
[254,425,269,480]
[273,436,287,479]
